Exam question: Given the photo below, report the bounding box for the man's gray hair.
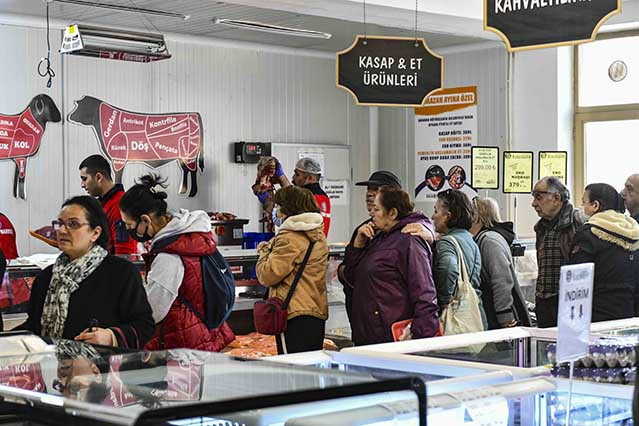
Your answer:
[544,176,570,203]
[295,157,322,176]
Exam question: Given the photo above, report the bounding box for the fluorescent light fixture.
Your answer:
[52,0,189,20]
[212,17,332,39]
[60,24,171,63]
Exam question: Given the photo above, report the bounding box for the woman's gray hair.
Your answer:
[473,197,502,229]
[544,176,570,203]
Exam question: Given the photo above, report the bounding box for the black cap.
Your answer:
[355,171,402,189]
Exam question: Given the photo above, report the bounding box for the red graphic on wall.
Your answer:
[0,363,46,392]
[68,96,204,197]
[0,94,61,199]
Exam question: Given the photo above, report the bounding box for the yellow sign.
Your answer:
[539,151,567,184]
[503,151,533,194]
[471,147,499,189]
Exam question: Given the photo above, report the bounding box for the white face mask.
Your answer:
[578,206,592,222]
[272,208,282,227]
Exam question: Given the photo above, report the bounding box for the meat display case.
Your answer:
[0,335,425,426]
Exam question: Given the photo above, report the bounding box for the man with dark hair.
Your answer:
[0,212,18,260]
[79,155,136,255]
[622,174,639,223]
[532,176,583,328]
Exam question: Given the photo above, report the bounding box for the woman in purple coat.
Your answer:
[344,187,440,346]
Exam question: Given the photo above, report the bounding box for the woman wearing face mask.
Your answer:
[119,174,235,351]
[256,185,328,354]
[21,196,154,348]
[344,187,439,346]
[570,183,639,321]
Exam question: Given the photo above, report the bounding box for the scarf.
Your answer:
[41,245,108,338]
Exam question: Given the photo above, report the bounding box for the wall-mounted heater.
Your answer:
[60,24,171,63]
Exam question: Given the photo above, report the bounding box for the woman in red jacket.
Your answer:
[119,174,235,351]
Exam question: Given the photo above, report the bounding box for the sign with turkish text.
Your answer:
[0,94,61,199]
[68,96,204,197]
[322,180,349,206]
[485,0,621,51]
[0,363,46,392]
[503,151,533,194]
[472,146,500,190]
[337,35,443,107]
[557,263,594,363]
[539,151,567,183]
[414,87,478,201]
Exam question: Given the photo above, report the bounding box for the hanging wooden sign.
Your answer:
[485,0,621,52]
[336,35,443,107]
[68,96,204,197]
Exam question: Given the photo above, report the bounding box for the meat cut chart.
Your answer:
[99,103,201,172]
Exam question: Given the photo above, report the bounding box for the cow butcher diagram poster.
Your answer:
[0,94,61,199]
[414,86,478,201]
[68,96,204,197]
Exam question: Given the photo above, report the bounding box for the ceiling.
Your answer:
[0,0,488,51]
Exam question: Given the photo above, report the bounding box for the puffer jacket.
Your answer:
[344,212,439,346]
[143,213,235,351]
[256,212,329,321]
[570,210,639,322]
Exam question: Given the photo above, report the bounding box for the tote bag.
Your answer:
[440,236,485,353]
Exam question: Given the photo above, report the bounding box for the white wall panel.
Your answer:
[1,21,370,255]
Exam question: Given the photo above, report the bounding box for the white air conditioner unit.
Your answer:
[60,24,171,63]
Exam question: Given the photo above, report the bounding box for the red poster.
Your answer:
[0,94,61,199]
[0,363,46,392]
[68,96,204,197]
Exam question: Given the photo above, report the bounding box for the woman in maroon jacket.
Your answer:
[344,187,439,346]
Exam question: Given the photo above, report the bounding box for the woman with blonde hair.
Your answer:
[470,197,531,329]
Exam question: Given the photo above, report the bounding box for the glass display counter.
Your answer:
[0,337,424,426]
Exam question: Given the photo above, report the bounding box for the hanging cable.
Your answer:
[414,0,419,46]
[362,0,367,45]
[37,1,56,88]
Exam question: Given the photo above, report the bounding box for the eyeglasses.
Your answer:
[52,219,90,231]
[531,190,555,201]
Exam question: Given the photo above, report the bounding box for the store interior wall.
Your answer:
[0,19,371,256]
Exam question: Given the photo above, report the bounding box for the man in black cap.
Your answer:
[337,171,434,326]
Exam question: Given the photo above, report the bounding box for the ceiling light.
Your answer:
[51,0,189,20]
[212,18,332,39]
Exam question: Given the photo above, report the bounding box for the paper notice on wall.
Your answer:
[414,86,478,201]
[503,151,533,194]
[323,180,349,206]
[472,146,499,190]
[539,151,567,183]
[298,150,325,175]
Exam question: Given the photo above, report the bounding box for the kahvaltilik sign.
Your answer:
[485,0,621,51]
[336,35,443,107]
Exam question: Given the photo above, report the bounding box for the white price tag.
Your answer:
[557,263,594,363]
[452,388,509,426]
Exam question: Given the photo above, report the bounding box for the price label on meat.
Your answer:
[68,96,204,197]
[503,151,533,194]
[336,35,443,107]
[485,0,620,51]
[0,94,61,199]
[539,151,567,183]
[471,146,499,190]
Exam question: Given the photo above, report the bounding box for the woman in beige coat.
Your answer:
[256,186,329,354]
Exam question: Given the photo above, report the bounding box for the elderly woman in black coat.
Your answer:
[21,196,154,348]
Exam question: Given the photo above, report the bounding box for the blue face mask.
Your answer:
[272,208,282,227]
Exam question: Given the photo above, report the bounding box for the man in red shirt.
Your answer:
[79,155,137,255]
[289,158,331,237]
[0,213,18,260]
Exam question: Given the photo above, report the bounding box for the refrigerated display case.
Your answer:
[0,337,425,426]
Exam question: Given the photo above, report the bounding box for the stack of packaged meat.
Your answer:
[548,337,637,385]
[225,333,339,358]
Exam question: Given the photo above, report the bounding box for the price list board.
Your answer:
[503,151,533,194]
[471,146,499,190]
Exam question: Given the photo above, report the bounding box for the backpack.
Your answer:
[152,236,235,329]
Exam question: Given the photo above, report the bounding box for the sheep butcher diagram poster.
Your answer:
[414,86,477,201]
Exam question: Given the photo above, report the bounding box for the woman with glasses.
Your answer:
[20,196,154,348]
[432,189,487,330]
[570,183,639,322]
